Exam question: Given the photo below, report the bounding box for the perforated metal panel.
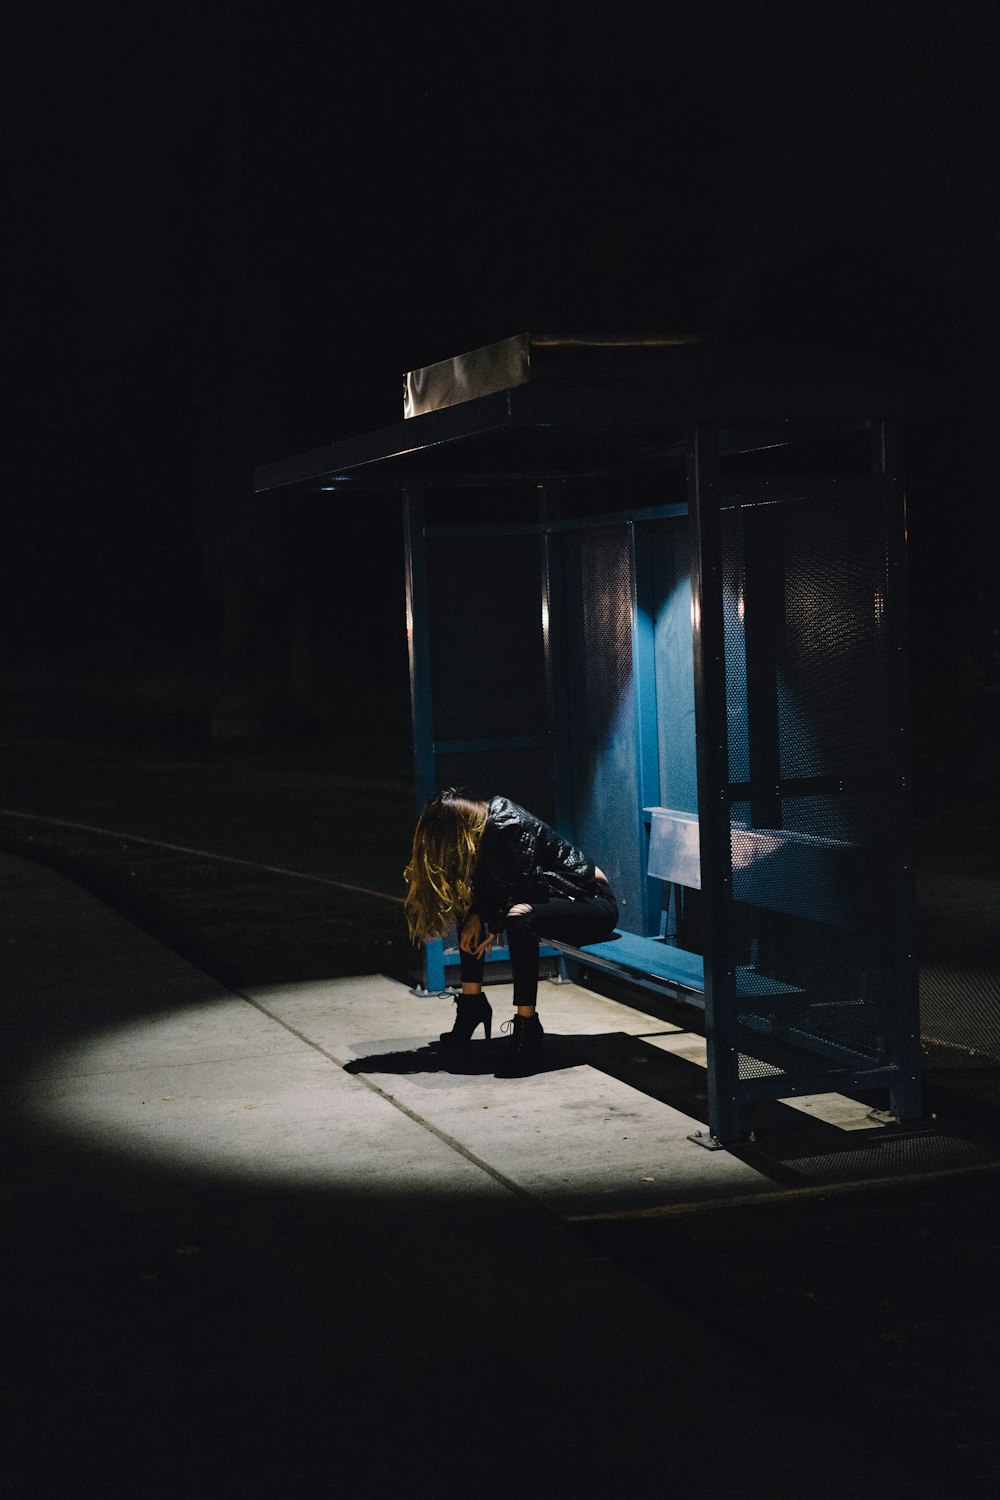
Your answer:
[717,480,910,1102]
[721,510,750,786]
[414,504,659,984]
[921,963,1000,1060]
[777,498,890,784]
[562,526,644,928]
[426,532,547,743]
[433,747,555,826]
[651,519,699,813]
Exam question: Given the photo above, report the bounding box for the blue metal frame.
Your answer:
[539,480,576,837]
[403,482,436,804]
[425,501,688,542]
[403,431,923,1135]
[257,342,934,1144]
[688,425,740,1146]
[403,481,450,992]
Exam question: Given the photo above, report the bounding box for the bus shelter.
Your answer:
[255,334,931,1143]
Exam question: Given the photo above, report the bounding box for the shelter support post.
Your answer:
[540,481,576,839]
[689,425,741,1143]
[403,481,447,994]
[874,420,923,1121]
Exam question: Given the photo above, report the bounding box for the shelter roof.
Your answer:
[253,337,949,495]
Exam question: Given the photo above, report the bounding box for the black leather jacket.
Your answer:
[470,796,605,933]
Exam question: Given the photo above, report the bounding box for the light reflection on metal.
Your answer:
[530,334,701,348]
[403,331,702,418]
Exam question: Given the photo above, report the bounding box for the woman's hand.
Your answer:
[506,903,532,918]
[458,915,482,953]
[459,915,496,959]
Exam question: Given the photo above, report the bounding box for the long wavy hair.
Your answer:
[403,789,488,944]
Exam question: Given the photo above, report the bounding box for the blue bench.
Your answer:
[546,806,862,1005]
[545,928,805,1006]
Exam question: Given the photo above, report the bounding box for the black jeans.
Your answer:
[459,884,619,1008]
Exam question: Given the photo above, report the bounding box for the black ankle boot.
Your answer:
[494,1012,544,1077]
[436,992,492,1047]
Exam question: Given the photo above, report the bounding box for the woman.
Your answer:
[404,789,618,1077]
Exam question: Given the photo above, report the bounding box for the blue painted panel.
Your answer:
[650,523,698,814]
[561,526,644,931]
[721,510,750,784]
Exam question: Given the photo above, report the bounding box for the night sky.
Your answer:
[6,3,999,755]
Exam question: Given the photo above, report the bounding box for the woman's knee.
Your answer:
[505,912,538,952]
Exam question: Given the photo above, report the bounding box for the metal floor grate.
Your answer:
[776,1128,1000,1185]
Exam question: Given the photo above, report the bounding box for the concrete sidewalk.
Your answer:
[1,852,964,1497]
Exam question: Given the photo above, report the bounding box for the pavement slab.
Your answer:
[248,973,776,1214]
[1,852,954,1497]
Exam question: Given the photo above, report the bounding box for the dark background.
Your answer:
[5,16,1000,1493]
[6,1,999,792]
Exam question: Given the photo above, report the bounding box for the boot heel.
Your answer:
[438,993,493,1048]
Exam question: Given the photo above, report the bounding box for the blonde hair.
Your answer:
[403,789,488,944]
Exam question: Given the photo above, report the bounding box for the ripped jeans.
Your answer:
[459,883,618,1008]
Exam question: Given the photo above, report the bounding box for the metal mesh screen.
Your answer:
[921,964,1000,1060]
[916,874,1000,1058]
[775,1126,998,1183]
[721,489,903,1092]
[433,747,555,827]
[650,519,699,813]
[722,510,750,786]
[426,532,547,743]
[562,526,644,929]
[777,499,890,783]
[422,529,554,840]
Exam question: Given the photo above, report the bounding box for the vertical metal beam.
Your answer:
[540,481,575,838]
[540,482,574,981]
[630,518,662,935]
[689,425,741,1143]
[403,481,435,804]
[403,481,445,993]
[873,421,923,1120]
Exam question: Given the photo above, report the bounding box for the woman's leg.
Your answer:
[458,945,485,995]
[457,917,486,994]
[496,893,617,1076]
[496,892,618,1079]
[504,910,549,1012]
[505,891,618,1010]
[437,934,491,1048]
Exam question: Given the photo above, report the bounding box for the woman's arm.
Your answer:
[459,913,498,958]
[469,819,525,932]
